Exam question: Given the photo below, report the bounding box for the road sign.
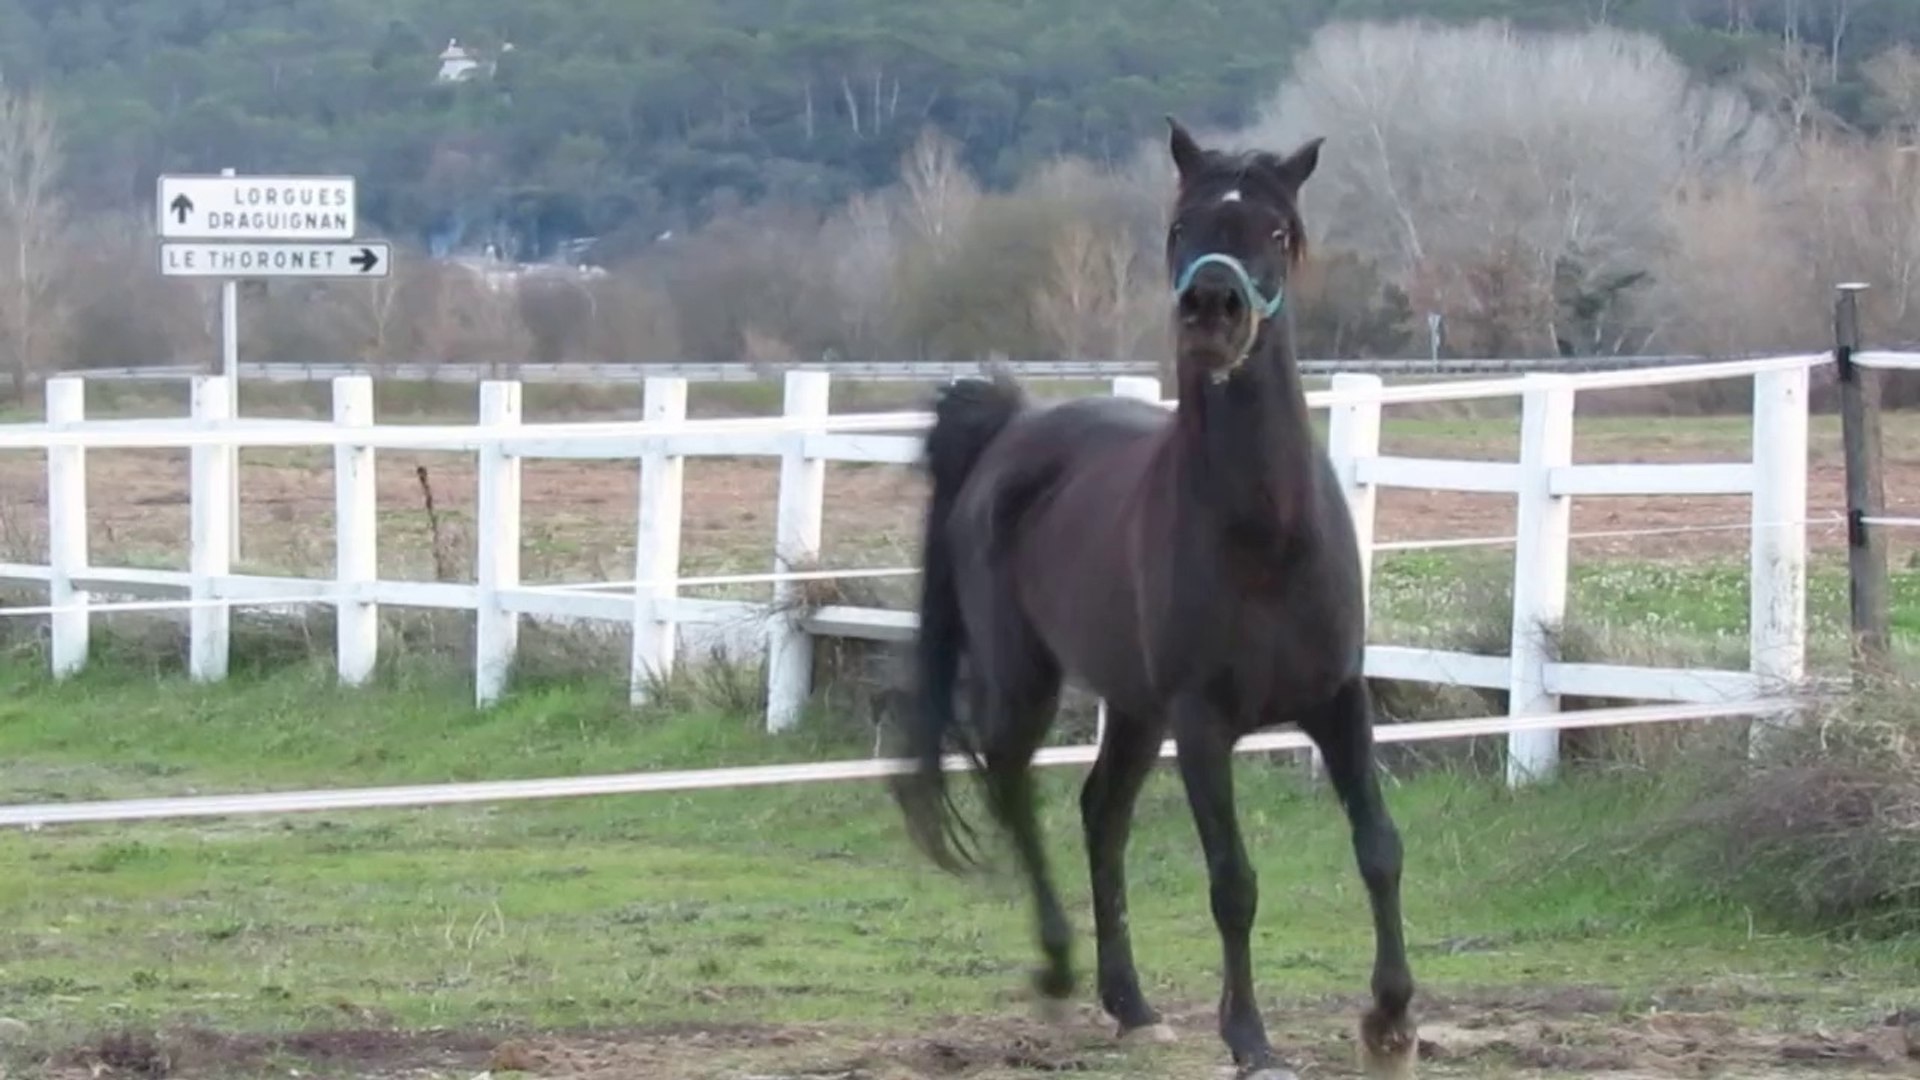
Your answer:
[160,241,391,279]
[157,174,356,240]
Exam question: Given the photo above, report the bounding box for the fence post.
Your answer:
[630,376,688,703]
[766,370,830,732]
[474,380,523,707]
[1103,375,1164,743]
[333,376,378,687]
[1111,375,1161,404]
[1834,283,1891,679]
[1326,373,1384,611]
[1505,375,1575,787]
[1749,364,1809,741]
[1323,372,1385,779]
[45,378,88,678]
[189,375,234,682]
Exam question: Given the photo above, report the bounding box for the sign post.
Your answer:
[155,168,389,563]
[219,168,240,559]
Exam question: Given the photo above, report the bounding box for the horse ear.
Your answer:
[1268,136,1324,189]
[1166,116,1205,179]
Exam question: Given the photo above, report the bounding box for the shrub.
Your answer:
[1646,675,1920,936]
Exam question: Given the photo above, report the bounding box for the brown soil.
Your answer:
[0,419,1915,585]
[0,422,1912,576]
[25,992,1915,1079]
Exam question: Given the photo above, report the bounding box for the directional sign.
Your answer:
[160,241,391,279]
[157,174,356,240]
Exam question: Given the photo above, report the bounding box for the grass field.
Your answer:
[2,376,1918,1077]
[1,652,1918,1080]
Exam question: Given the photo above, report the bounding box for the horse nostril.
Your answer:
[1221,290,1244,318]
[1178,289,1204,320]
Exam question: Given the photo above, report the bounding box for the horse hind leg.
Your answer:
[970,645,1073,1010]
[1303,677,1418,1079]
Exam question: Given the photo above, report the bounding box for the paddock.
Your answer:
[0,350,1917,1078]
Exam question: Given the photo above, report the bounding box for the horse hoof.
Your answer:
[1030,995,1071,1026]
[1117,1021,1178,1045]
[1358,1010,1419,1079]
[1032,965,1076,1002]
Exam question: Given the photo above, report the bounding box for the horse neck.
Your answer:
[1170,331,1317,541]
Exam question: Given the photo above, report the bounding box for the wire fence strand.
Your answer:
[0,515,1851,621]
[0,594,341,619]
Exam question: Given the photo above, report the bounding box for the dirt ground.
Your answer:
[26,990,1916,1079]
[1,421,1916,581]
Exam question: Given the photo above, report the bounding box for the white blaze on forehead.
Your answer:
[1220,190,1242,203]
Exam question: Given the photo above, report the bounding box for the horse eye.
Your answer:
[1271,228,1287,243]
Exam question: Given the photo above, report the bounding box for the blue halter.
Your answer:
[1172,252,1284,320]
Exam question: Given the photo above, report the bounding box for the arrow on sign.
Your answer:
[350,247,380,273]
[170,194,194,224]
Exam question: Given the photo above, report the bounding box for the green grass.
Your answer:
[1367,550,1920,668]
[1,655,1916,1067]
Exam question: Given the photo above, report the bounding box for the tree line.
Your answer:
[0,0,1916,256]
[5,16,1920,396]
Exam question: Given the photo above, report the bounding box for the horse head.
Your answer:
[1163,117,1321,386]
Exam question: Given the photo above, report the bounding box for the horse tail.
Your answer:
[891,376,1025,875]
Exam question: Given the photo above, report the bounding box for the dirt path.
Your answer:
[25,992,1915,1079]
[1,418,1916,581]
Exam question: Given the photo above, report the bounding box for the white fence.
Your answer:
[60,352,1762,386]
[5,350,1902,823]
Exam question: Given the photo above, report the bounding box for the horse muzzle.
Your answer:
[1173,256,1280,383]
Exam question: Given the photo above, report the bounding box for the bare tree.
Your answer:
[0,80,66,399]
[582,273,680,364]
[897,126,980,255]
[1641,179,1824,355]
[418,264,533,373]
[1865,44,1920,139]
[1784,134,1920,341]
[60,214,204,369]
[1031,210,1156,364]
[516,272,595,364]
[1742,39,1842,136]
[821,191,901,359]
[1033,219,1102,361]
[1248,19,1780,355]
[324,269,415,365]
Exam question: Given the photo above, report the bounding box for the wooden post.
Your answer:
[474,380,523,706]
[1506,375,1576,787]
[45,378,89,678]
[766,370,829,732]
[1749,363,1809,747]
[630,376,688,703]
[189,375,234,682]
[333,376,379,687]
[1834,283,1891,679]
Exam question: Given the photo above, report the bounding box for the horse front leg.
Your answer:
[1173,697,1293,1078]
[1304,677,1417,1079]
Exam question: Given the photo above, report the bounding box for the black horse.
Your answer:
[891,119,1417,1079]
